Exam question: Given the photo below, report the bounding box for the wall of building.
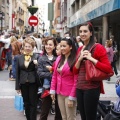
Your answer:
[68,0,120,69]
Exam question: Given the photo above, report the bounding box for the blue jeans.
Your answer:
[6,51,12,67]
[12,55,18,79]
[43,78,50,89]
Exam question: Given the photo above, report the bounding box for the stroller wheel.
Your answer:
[23,110,26,116]
[50,108,55,115]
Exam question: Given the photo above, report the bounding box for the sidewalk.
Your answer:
[0,70,120,120]
[0,72,119,99]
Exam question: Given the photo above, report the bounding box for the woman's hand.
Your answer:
[46,66,52,71]
[83,50,98,64]
[33,60,38,65]
[51,94,55,102]
[68,100,74,107]
[82,50,92,60]
[77,46,86,62]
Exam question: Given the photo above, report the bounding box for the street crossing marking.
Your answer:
[0,96,15,98]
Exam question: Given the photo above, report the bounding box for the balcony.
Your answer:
[22,0,28,6]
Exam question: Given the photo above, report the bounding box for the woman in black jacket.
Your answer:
[16,37,38,120]
[37,37,62,120]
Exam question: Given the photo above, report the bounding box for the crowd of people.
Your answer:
[2,22,119,120]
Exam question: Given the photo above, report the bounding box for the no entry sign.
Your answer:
[28,16,38,26]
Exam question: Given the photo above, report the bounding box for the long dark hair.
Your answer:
[43,37,57,56]
[58,37,76,71]
[79,22,95,50]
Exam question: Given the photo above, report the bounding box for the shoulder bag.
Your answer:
[85,44,114,81]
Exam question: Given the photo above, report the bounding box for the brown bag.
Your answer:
[85,44,114,81]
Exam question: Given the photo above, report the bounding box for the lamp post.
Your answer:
[0,11,4,35]
[42,22,45,36]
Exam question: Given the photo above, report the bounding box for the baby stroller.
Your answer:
[97,78,120,120]
[96,100,113,120]
[37,87,55,115]
[103,98,120,120]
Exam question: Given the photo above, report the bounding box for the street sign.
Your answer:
[28,16,38,26]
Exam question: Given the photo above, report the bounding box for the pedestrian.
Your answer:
[105,40,114,81]
[50,37,77,120]
[73,22,113,120]
[105,40,114,64]
[6,43,12,70]
[15,37,38,120]
[76,36,83,47]
[11,36,22,80]
[56,43,61,56]
[110,38,120,78]
[37,37,58,120]
[45,43,62,120]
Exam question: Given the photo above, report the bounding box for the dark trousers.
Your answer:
[39,95,52,120]
[111,61,118,75]
[39,94,62,120]
[76,87,100,120]
[21,83,38,120]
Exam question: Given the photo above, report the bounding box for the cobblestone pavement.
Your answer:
[0,70,119,120]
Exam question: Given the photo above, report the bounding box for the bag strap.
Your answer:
[89,43,98,55]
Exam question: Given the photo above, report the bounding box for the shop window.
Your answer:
[58,2,60,10]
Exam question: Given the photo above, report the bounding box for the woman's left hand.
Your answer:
[83,50,98,64]
[68,100,74,107]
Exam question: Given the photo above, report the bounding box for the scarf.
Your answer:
[24,52,33,61]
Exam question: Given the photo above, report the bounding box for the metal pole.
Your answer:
[1,17,2,34]
[50,20,52,36]
[31,0,34,32]
[32,0,34,6]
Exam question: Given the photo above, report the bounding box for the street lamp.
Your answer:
[0,11,5,35]
[42,22,45,36]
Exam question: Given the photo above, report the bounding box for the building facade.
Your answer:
[52,0,61,35]
[0,0,30,35]
[68,0,120,68]
[0,0,10,33]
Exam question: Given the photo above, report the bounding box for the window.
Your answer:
[76,0,79,11]
[58,2,60,10]
[81,0,86,7]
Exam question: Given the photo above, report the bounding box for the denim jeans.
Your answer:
[6,51,12,67]
[12,55,18,79]
[43,78,50,89]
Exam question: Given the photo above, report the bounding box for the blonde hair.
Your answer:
[23,37,35,48]
[10,36,17,43]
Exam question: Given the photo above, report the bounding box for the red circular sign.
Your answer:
[28,16,38,26]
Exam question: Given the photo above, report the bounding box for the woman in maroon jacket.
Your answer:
[74,22,113,120]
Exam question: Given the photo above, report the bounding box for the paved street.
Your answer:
[0,69,119,120]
